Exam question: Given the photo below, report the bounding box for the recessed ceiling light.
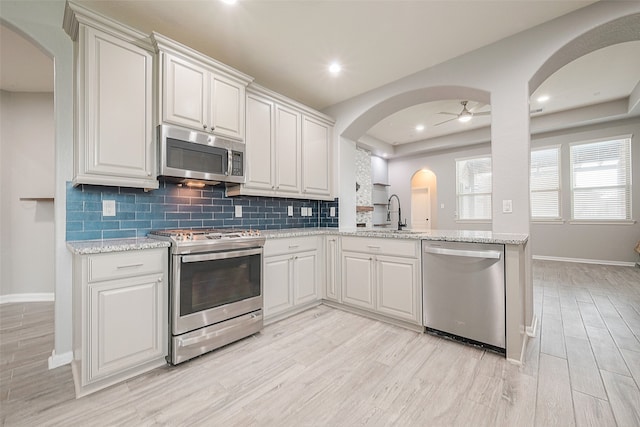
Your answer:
[537,94,550,103]
[382,153,388,158]
[415,124,425,132]
[220,0,237,4]
[329,62,342,74]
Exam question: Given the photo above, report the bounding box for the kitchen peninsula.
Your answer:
[261,228,531,364]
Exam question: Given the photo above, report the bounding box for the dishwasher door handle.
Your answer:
[424,246,502,260]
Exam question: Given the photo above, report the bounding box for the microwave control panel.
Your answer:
[231,151,243,176]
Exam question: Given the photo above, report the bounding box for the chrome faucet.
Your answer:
[387,194,407,231]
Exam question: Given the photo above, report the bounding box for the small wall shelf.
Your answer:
[356,205,374,212]
[19,197,55,202]
[372,182,390,186]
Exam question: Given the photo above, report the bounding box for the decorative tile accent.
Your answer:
[66,182,339,241]
[355,148,372,227]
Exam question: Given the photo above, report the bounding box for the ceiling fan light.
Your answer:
[458,114,472,123]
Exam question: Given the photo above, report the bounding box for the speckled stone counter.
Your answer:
[67,238,171,255]
[261,228,528,245]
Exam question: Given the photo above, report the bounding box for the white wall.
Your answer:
[530,117,640,264]
[388,143,492,232]
[325,2,640,239]
[1,0,74,367]
[0,91,55,299]
[388,117,640,264]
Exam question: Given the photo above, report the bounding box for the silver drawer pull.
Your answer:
[116,263,144,269]
[367,245,381,249]
[424,246,501,260]
[288,245,299,249]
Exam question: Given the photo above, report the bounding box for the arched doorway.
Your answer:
[410,169,437,230]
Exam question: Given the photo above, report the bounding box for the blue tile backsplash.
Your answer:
[66,182,339,241]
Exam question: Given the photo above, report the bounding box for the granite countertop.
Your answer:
[68,228,528,254]
[262,228,528,245]
[67,237,171,255]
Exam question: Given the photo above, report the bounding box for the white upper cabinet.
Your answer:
[302,116,332,197]
[163,54,208,130]
[229,84,334,201]
[153,33,252,142]
[63,2,158,189]
[274,104,302,194]
[243,94,302,195]
[244,94,275,190]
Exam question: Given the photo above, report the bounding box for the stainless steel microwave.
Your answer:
[158,124,245,185]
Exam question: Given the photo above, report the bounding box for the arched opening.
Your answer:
[527,14,640,264]
[410,169,437,230]
[0,22,55,302]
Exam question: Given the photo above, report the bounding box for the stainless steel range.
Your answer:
[148,228,265,365]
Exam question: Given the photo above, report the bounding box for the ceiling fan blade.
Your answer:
[433,117,458,126]
[436,112,459,116]
[470,101,487,113]
[473,111,491,117]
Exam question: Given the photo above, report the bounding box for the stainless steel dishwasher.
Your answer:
[422,240,505,351]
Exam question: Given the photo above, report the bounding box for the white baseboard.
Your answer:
[532,255,636,267]
[0,293,55,304]
[526,315,538,338]
[48,350,73,369]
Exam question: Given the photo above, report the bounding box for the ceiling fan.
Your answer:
[434,101,489,126]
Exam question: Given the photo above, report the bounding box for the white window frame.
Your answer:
[569,135,633,224]
[455,155,492,222]
[530,145,562,222]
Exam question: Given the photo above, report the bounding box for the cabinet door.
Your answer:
[376,255,421,323]
[275,105,301,194]
[81,27,154,183]
[341,251,375,310]
[88,274,165,382]
[245,94,275,190]
[302,116,331,196]
[325,237,340,302]
[263,255,293,317]
[293,251,318,305]
[211,74,245,140]
[163,53,208,130]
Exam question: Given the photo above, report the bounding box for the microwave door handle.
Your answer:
[227,149,232,176]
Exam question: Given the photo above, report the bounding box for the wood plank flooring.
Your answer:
[1,260,639,426]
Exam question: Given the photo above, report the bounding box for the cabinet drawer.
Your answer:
[264,236,320,257]
[341,237,418,258]
[88,249,166,283]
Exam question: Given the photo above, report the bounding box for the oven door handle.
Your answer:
[177,312,261,347]
[181,247,263,263]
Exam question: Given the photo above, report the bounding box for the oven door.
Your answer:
[172,247,263,336]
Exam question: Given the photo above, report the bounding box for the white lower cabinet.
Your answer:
[340,237,421,325]
[341,252,375,310]
[263,237,321,321]
[324,236,341,302]
[72,248,168,397]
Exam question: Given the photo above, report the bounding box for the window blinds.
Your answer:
[456,157,492,220]
[530,147,560,219]
[570,137,632,221]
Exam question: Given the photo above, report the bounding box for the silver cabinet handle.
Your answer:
[367,245,381,249]
[288,245,299,249]
[424,246,501,260]
[116,263,143,269]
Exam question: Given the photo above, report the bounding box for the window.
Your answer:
[456,156,492,220]
[530,147,561,220]
[570,137,632,221]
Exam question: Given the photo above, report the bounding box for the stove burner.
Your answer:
[147,228,265,254]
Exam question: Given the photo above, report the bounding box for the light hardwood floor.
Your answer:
[1,260,639,426]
